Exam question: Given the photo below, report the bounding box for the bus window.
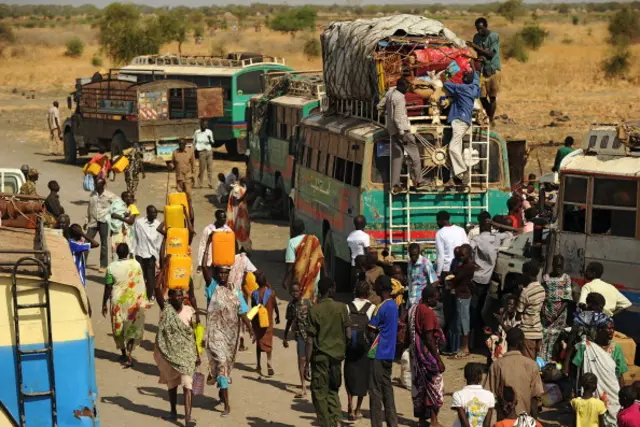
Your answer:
[591,178,637,238]
[372,140,390,184]
[334,157,346,182]
[599,135,610,149]
[353,163,363,187]
[562,175,588,233]
[588,135,597,150]
[345,161,354,185]
[237,70,264,95]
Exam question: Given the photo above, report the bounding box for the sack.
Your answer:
[396,309,410,352]
[192,372,205,396]
[83,174,95,192]
[347,302,372,357]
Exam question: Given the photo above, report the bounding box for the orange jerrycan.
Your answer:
[168,192,189,216]
[211,230,235,267]
[168,254,191,290]
[165,204,186,229]
[166,228,189,255]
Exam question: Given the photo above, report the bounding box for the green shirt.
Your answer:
[573,342,628,378]
[553,146,575,172]
[307,297,348,360]
[473,31,501,77]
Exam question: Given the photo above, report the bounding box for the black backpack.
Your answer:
[347,302,372,358]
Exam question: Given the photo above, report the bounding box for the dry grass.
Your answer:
[1,14,640,161]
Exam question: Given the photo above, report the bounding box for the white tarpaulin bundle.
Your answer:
[321,14,466,101]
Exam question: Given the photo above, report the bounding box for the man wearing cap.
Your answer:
[19,169,40,196]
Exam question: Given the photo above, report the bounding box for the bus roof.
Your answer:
[563,151,640,177]
[270,95,319,107]
[302,112,385,142]
[120,64,243,77]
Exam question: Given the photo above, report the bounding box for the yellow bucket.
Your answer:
[111,155,129,173]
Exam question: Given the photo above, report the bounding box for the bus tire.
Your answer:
[111,132,129,157]
[225,140,239,156]
[63,131,77,164]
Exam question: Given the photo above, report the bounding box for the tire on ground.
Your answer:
[63,131,77,164]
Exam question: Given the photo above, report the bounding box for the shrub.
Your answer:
[269,6,317,38]
[210,40,227,57]
[91,55,103,67]
[572,15,580,25]
[498,0,525,23]
[504,33,529,63]
[0,22,15,44]
[65,37,84,58]
[608,8,640,45]
[520,25,548,50]
[303,38,321,60]
[193,24,204,39]
[602,45,632,78]
[561,37,573,45]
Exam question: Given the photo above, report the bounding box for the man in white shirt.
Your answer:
[47,101,62,155]
[579,262,631,316]
[134,205,163,301]
[347,215,370,287]
[197,209,232,271]
[84,178,117,272]
[435,210,469,278]
[194,120,214,189]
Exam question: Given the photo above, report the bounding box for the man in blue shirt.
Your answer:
[444,71,480,186]
[67,223,99,287]
[368,275,399,427]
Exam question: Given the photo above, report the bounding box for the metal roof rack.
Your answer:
[265,70,325,99]
[130,54,286,68]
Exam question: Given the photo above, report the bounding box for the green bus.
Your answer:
[121,54,292,155]
[291,107,527,281]
[248,71,325,219]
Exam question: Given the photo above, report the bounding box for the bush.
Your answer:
[0,22,15,44]
[520,25,548,50]
[91,55,103,67]
[303,38,321,60]
[608,8,640,45]
[572,15,580,25]
[65,37,84,58]
[602,45,632,78]
[269,6,317,38]
[498,0,525,23]
[504,33,529,63]
[562,37,573,45]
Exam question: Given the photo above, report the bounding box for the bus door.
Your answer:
[557,174,589,280]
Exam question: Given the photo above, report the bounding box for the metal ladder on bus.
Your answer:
[387,121,491,259]
[11,257,57,427]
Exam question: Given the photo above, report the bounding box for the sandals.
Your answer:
[294,393,306,399]
[185,419,197,427]
[448,352,471,359]
[267,367,275,377]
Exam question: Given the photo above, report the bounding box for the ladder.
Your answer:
[387,120,491,260]
[11,257,57,427]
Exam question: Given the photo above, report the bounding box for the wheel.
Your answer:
[63,131,77,164]
[277,177,290,221]
[111,133,129,157]
[224,139,239,156]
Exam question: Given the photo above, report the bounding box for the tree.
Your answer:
[498,0,525,23]
[608,8,640,45]
[269,6,317,38]
[99,3,162,65]
[158,10,190,55]
[0,22,15,56]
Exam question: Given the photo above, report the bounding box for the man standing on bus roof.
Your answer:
[552,136,575,172]
[377,78,423,195]
[169,139,195,196]
[444,70,480,187]
[469,17,501,127]
[194,119,215,189]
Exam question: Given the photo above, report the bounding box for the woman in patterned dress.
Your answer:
[102,243,147,368]
[202,259,253,417]
[226,177,252,253]
[540,255,573,362]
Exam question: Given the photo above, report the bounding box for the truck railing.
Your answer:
[264,71,326,100]
[130,54,286,68]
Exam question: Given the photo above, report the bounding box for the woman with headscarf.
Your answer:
[226,176,252,253]
[202,254,254,417]
[102,243,147,368]
[109,191,140,260]
[154,288,198,426]
[540,255,573,362]
[409,287,446,427]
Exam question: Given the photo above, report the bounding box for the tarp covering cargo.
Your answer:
[321,14,466,101]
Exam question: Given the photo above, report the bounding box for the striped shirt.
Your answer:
[517,281,546,340]
[377,89,410,136]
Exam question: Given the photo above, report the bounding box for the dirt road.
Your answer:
[2,97,567,426]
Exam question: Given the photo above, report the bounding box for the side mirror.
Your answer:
[67,96,72,110]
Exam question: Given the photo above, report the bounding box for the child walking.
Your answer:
[571,373,606,427]
[251,271,280,377]
[283,282,313,398]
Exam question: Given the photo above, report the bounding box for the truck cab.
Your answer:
[0,169,26,194]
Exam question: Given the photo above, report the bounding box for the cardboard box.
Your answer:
[613,331,636,366]
[623,364,640,386]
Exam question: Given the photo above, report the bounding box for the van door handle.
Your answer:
[508,263,515,267]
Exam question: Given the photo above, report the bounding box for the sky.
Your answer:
[9,0,631,6]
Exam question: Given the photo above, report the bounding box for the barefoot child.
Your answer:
[283,282,312,398]
[251,271,280,377]
[571,373,606,427]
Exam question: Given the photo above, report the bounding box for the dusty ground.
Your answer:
[2,95,574,426]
